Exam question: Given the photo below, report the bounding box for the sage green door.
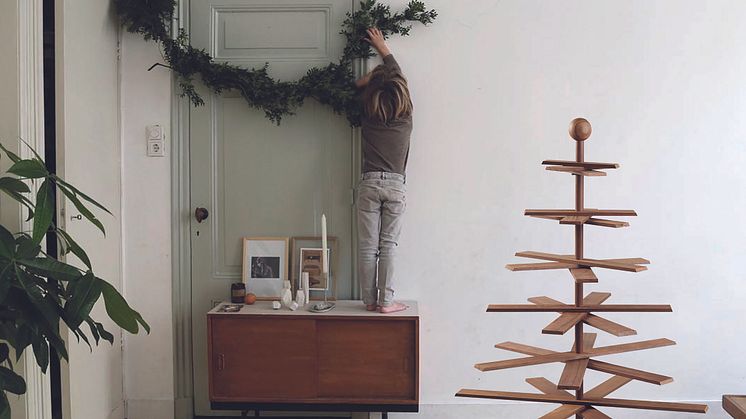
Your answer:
[188,0,356,415]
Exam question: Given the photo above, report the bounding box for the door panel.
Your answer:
[189,0,355,415]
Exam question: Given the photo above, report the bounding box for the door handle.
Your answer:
[195,207,209,223]
[217,354,225,371]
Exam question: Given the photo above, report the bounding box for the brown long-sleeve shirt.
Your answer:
[361,54,413,176]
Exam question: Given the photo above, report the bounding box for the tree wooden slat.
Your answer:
[494,341,555,356]
[585,376,633,398]
[542,159,619,169]
[546,166,607,177]
[524,209,637,217]
[526,377,573,397]
[589,338,676,356]
[581,407,611,419]
[540,405,586,419]
[543,313,587,335]
[572,333,597,352]
[587,360,673,385]
[487,304,672,313]
[474,352,587,372]
[583,292,611,305]
[558,358,589,390]
[515,251,646,272]
[586,218,630,228]
[528,296,565,305]
[584,314,637,337]
[571,268,598,283]
[560,215,592,224]
[506,262,577,271]
[455,389,708,413]
[722,395,746,419]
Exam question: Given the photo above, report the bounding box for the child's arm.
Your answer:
[355,27,398,88]
[365,27,391,58]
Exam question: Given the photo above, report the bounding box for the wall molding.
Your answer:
[17,0,53,418]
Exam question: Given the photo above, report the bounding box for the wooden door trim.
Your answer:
[169,1,362,417]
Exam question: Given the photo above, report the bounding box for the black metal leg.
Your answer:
[382,413,388,419]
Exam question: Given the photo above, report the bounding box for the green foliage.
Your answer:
[0,144,149,418]
[113,0,436,126]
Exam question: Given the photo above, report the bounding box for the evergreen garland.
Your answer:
[114,0,437,125]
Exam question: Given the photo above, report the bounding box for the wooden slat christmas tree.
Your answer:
[456,118,708,418]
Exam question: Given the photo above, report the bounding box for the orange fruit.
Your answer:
[244,293,257,305]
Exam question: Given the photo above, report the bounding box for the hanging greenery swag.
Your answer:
[114,0,437,126]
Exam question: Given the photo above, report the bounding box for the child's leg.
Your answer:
[356,182,382,307]
[377,185,406,307]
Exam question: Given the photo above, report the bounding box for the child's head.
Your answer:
[362,64,413,123]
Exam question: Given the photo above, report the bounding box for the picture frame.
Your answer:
[242,237,289,301]
[290,236,338,301]
[299,248,331,291]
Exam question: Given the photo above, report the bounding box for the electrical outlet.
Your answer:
[147,139,165,157]
[146,124,166,157]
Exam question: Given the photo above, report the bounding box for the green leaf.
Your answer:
[7,159,47,179]
[31,338,49,373]
[0,366,26,395]
[0,177,30,194]
[100,280,149,334]
[0,143,21,163]
[84,318,100,345]
[64,272,101,330]
[32,179,53,244]
[57,229,91,269]
[0,391,9,419]
[53,176,112,215]
[56,183,106,236]
[18,257,82,281]
[0,343,8,363]
[96,322,114,344]
[15,234,41,260]
[0,226,14,259]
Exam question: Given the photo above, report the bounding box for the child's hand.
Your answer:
[364,27,391,57]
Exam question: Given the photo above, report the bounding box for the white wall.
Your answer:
[119,32,175,419]
[389,0,745,417]
[114,1,746,418]
[57,1,125,418]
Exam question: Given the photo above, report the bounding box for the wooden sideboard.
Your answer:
[207,300,419,413]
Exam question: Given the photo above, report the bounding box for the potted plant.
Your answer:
[0,143,149,417]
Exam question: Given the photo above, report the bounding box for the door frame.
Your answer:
[169,1,365,416]
[18,0,53,417]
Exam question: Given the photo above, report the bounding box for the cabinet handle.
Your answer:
[217,354,225,371]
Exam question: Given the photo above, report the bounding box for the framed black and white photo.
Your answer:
[242,237,289,300]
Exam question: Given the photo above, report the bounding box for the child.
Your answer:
[355,28,413,314]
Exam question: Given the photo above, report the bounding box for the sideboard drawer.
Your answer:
[209,317,317,400]
[317,319,416,400]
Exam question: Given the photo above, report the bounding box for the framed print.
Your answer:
[242,237,289,300]
[290,236,338,300]
[299,248,330,291]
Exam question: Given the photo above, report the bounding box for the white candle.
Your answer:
[321,214,329,274]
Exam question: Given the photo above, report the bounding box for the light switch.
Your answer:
[146,124,165,157]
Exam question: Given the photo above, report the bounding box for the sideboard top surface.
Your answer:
[208,300,418,318]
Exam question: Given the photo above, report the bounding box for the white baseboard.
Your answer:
[380,401,725,419]
[174,397,193,419]
[107,400,125,419]
[126,399,175,419]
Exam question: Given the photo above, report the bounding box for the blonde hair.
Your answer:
[362,64,413,123]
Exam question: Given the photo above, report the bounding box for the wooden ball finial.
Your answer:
[569,118,592,141]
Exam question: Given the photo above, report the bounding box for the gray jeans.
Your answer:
[357,172,406,307]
